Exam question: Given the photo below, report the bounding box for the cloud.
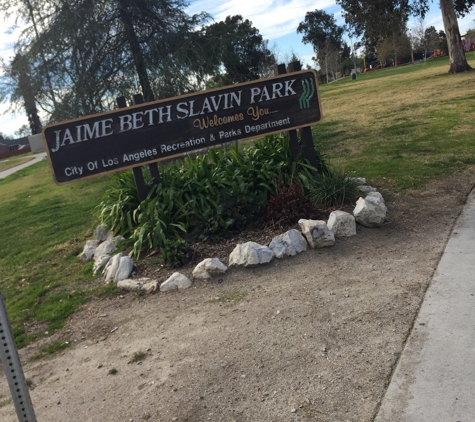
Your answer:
[188,0,337,40]
[0,13,24,61]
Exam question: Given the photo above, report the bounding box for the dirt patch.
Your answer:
[1,168,474,422]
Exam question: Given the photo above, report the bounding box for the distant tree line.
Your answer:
[297,0,474,83]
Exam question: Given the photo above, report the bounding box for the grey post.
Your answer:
[0,291,37,422]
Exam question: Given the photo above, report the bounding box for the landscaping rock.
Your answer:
[327,211,356,237]
[114,256,134,282]
[228,242,274,267]
[366,191,386,205]
[78,240,99,262]
[298,219,335,248]
[268,229,307,258]
[117,277,158,294]
[95,224,113,242]
[192,258,228,280]
[357,185,378,195]
[348,177,366,185]
[93,255,111,275]
[353,192,387,227]
[94,239,117,259]
[160,273,192,291]
[104,253,123,283]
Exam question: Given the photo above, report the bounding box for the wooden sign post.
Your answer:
[274,61,320,168]
[117,94,161,201]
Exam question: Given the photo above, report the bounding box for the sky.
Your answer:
[1,0,475,137]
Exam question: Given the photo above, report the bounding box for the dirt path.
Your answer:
[1,170,474,422]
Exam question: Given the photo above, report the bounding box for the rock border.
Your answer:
[78,179,386,294]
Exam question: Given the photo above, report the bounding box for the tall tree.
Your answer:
[337,0,474,73]
[1,53,42,135]
[1,0,210,123]
[425,25,441,57]
[297,10,344,54]
[204,15,275,87]
[439,0,472,71]
[297,10,345,83]
[11,53,42,134]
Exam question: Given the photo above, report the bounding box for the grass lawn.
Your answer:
[314,55,475,190]
[0,161,115,347]
[0,154,35,172]
[1,55,475,348]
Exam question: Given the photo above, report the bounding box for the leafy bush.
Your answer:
[97,133,333,260]
[161,238,192,267]
[308,167,359,208]
[262,184,318,227]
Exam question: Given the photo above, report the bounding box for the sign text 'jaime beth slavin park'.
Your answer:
[42,69,322,184]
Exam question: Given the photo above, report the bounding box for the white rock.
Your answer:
[269,229,308,258]
[366,191,386,205]
[78,240,99,261]
[357,185,377,195]
[327,211,356,237]
[348,177,366,185]
[298,219,335,248]
[117,277,158,294]
[353,194,387,227]
[228,242,274,267]
[192,258,228,280]
[93,255,111,275]
[94,239,117,259]
[160,273,192,291]
[95,224,114,242]
[103,252,123,283]
[114,256,134,282]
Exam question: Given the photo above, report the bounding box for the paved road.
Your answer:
[375,188,475,421]
[0,152,47,179]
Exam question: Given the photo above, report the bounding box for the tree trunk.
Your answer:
[439,0,473,73]
[20,74,42,135]
[12,54,42,135]
[118,0,155,101]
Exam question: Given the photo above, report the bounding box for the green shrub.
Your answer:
[97,133,332,261]
[161,238,192,267]
[308,167,359,208]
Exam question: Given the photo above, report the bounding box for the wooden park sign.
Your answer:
[42,68,322,186]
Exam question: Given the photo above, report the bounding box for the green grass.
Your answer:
[314,54,475,190]
[0,160,114,347]
[1,54,474,349]
[209,289,248,306]
[31,340,71,360]
[0,153,35,172]
[0,398,13,408]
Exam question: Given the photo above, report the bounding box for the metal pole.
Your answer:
[0,291,37,422]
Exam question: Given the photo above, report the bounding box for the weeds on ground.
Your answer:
[129,350,148,363]
[209,290,248,306]
[31,341,70,360]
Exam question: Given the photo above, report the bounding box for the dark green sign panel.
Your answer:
[42,70,322,184]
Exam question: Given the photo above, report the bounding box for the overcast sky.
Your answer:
[1,1,475,137]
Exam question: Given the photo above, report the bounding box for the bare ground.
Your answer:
[1,168,474,422]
